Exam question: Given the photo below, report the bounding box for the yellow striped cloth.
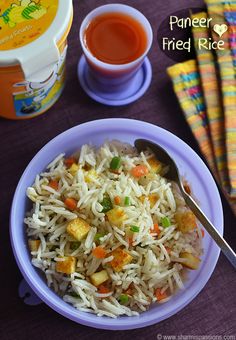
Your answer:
[167,3,236,214]
[168,60,236,215]
[191,12,228,189]
[206,0,236,197]
[167,60,218,176]
[167,0,236,214]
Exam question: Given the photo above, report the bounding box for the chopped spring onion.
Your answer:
[124,196,130,206]
[94,233,106,242]
[130,225,140,233]
[161,217,171,228]
[119,294,129,304]
[101,196,113,213]
[110,156,121,170]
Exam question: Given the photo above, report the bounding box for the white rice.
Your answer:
[25,141,202,318]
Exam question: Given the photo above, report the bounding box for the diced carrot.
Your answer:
[48,180,59,190]
[97,284,110,294]
[114,196,121,205]
[124,287,133,296]
[155,288,167,301]
[124,283,134,296]
[201,229,205,238]
[130,165,149,178]
[64,157,76,167]
[151,223,160,235]
[64,197,77,210]
[92,246,107,259]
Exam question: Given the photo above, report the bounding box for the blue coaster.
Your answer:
[78,55,152,106]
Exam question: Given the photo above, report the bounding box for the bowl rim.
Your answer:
[10,118,223,330]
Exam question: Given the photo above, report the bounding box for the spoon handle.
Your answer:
[183,192,236,269]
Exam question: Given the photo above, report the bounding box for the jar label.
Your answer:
[0,0,59,50]
[13,44,67,117]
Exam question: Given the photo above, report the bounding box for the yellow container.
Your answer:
[0,0,73,119]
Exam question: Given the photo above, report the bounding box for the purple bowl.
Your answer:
[10,118,223,330]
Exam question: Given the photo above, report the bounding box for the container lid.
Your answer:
[0,0,73,82]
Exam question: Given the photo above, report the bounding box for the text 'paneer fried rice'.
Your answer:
[25,141,203,318]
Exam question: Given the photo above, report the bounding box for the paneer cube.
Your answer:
[139,173,156,186]
[56,256,76,274]
[67,217,91,241]
[180,252,200,270]
[28,239,41,252]
[69,163,79,176]
[110,247,133,272]
[84,169,98,183]
[147,157,162,173]
[175,211,197,233]
[139,194,159,208]
[139,195,146,204]
[106,207,127,227]
[148,194,159,208]
[90,270,109,286]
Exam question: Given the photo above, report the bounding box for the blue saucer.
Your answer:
[77,55,152,106]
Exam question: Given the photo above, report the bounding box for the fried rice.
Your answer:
[25,141,202,318]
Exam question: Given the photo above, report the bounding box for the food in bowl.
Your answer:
[24,141,203,318]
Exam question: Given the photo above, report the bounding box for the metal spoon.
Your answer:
[135,138,236,269]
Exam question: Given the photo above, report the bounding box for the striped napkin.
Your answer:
[167,1,236,215]
[206,0,236,197]
[167,60,218,177]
